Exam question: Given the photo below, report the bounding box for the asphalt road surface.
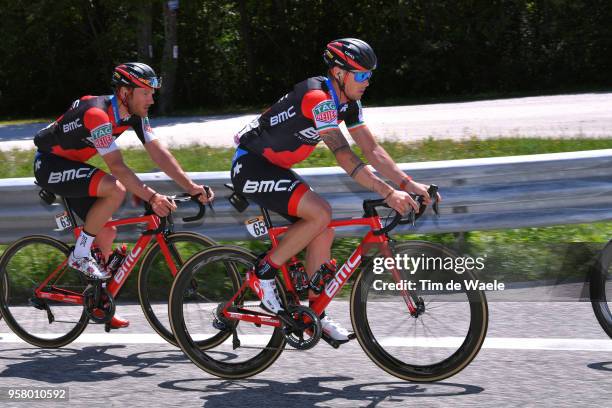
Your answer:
[0,300,610,408]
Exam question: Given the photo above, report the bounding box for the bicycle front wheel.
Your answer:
[0,235,89,347]
[351,241,488,382]
[138,232,216,346]
[169,245,286,379]
[591,240,612,338]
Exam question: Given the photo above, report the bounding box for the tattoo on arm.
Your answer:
[372,178,393,197]
[322,129,350,154]
[349,162,366,178]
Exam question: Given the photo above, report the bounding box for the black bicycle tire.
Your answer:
[169,245,287,379]
[350,240,489,382]
[0,235,89,348]
[590,240,612,338]
[137,231,216,346]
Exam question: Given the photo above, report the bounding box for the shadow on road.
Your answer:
[0,346,190,382]
[158,376,484,407]
[587,361,612,372]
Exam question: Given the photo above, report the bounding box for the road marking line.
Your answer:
[0,333,610,351]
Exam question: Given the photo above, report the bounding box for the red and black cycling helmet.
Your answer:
[111,62,162,89]
[323,38,377,71]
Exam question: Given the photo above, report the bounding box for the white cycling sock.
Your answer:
[73,230,96,258]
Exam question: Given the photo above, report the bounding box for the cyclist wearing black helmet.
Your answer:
[33,62,214,329]
[231,38,440,342]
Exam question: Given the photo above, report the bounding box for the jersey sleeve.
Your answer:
[131,116,157,144]
[345,100,366,130]
[301,90,339,135]
[83,107,119,156]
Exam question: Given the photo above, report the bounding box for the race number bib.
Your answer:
[55,212,72,231]
[245,216,267,238]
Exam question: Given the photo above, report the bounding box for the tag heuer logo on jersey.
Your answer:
[143,117,153,133]
[88,123,113,149]
[312,100,337,124]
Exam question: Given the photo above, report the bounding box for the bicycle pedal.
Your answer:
[321,332,351,349]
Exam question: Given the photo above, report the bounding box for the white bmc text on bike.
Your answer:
[324,249,362,298]
[113,246,143,284]
[48,168,91,184]
[243,179,293,193]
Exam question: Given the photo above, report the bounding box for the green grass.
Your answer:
[2,137,612,178]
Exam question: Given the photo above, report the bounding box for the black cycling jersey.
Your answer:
[34,94,156,162]
[235,76,365,169]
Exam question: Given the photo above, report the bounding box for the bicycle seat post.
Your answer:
[60,196,79,231]
[261,206,273,228]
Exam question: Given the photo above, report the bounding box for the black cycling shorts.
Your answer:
[33,152,107,221]
[230,147,311,222]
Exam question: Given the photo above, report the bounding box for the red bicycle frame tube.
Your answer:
[34,214,180,304]
[223,214,417,328]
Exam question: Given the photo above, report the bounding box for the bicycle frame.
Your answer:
[34,213,180,305]
[223,214,418,328]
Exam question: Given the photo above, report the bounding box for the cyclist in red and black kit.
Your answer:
[33,62,214,328]
[231,38,441,342]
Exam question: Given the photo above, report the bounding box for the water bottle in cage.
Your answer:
[91,247,105,265]
[309,259,337,294]
[288,258,308,293]
[106,244,128,275]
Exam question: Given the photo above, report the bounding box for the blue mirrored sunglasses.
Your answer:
[143,77,161,88]
[353,71,372,83]
[142,76,162,89]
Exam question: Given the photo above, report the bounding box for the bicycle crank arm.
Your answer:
[29,297,55,324]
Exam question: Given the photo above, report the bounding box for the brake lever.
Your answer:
[408,210,416,227]
[204,186,215,213]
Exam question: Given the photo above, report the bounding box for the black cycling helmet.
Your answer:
[323,38,377,71]
[111,62,162,89]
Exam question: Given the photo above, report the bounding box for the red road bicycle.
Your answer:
[0,189,215,348]
[169,185,489,382]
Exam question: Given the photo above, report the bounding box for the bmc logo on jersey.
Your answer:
[270,106,296,126]
[295,127,321,144]
[312,100,337,123]
[48,167,93,184]
[62,118,82,133]
[243,179,293,193]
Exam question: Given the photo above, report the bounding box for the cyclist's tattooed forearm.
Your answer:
[349,162,366,178]
[372,177,394,197]
[322,129,350,154]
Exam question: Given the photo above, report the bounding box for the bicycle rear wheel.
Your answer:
[169,245,286,379]
[590,240,612,338]
[138,232,216,346]
[351,241,488,382]
[0,235,89,347]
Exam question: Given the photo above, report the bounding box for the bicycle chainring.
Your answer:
[282,305,322,350]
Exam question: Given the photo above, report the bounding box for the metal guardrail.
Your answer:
[1,149,612,244]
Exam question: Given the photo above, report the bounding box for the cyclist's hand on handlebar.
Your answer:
[385,190,418,215]
[401,180,442,204]
[150,194,177,217]
[188,184,215,204]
